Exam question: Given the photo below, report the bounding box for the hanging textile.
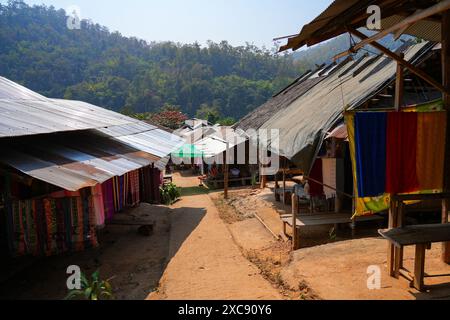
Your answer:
[112,176,125,213]
[354,112,387,197]
[5,194,98,257]
[345,102,446,216]
[126,170,140,207]
[416,112,447,191]
[101,179,115,221]
[322,158,337,199]
[345,113,390,216]
[308,159,324,197]
[91,184,105,227]
[139,166,162,204]
[385,112,419,194]
[322,158,345,199]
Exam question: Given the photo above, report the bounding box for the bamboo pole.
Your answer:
[395,53,405,111]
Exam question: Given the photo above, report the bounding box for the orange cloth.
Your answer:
[416,112,447,191]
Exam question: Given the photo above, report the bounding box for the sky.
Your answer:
[17,0,332,49]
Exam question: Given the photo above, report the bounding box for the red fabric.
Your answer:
[385,112,419,194]
[309,159,324,197]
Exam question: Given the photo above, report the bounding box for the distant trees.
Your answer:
[0,0,302,119]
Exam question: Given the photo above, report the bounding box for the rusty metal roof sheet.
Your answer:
[0,131,163,191]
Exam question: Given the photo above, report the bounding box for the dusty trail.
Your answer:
[148,173,282,300]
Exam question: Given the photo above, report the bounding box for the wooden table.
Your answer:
[379,224,450,291]
[385,193,450,291]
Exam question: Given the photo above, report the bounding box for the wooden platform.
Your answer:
[281,212,384,227]
[204,177,254,189]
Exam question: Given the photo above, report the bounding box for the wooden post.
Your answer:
[387,198,398,276]
[282,170,287,205]
[260,174,267,189]
[395,54,404,111]
[442,9,450,264]
[413,243,427,291]
[292,193,299,250]
[224,150,229,200]
[394,202,405,278]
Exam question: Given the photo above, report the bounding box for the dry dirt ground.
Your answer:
[2,171,450,300]
[148,172,282,300]
[213,186,450,300]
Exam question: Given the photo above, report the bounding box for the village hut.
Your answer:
[0,76,184,261]
[276,0,450,291]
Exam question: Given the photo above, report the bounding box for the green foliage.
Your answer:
[160,183,181,205]
[218,117,236,126]
[65,270,114,301]
[196,104,221,124]
[0,1,301,119]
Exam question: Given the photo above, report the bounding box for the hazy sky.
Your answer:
[16,0,332,48]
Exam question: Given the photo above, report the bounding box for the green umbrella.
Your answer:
[171,144,204,158]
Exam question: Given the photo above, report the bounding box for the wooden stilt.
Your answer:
[224,151,229,200]
[260,174,267,189]
[274,172,280,201]
[292,193,299,250]
[442,10,450,264]
[282,170,287,205]
[387,198,398,277]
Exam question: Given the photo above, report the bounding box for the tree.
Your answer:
[218,117,236,126]
[150,104,188,130]
[0,1,307,120]
[196,104,221,124]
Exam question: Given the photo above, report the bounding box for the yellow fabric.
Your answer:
[416,112,446,191]
[345,113,390,217]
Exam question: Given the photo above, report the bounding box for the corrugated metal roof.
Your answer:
[0,77,48,101]
[260,42,434,171]
[0,76,143,137]
[280,0,443,52]
[0,131,163,191]
[97,123,185,158]
[381,15,441,42]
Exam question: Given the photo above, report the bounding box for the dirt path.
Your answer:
[148,173,282,300]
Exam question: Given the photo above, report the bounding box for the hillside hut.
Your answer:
[277,0,450,291]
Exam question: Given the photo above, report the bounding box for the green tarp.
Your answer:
[171,144,204,158]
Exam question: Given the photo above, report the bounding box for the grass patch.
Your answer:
[179,186,210,197]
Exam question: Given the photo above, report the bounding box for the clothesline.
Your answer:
[303,175,353,199]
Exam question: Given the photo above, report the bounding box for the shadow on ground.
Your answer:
[0,203,206,300]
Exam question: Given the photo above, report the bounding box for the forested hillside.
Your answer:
[0,0,302,120]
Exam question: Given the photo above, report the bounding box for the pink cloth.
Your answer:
[91,184,105,227]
